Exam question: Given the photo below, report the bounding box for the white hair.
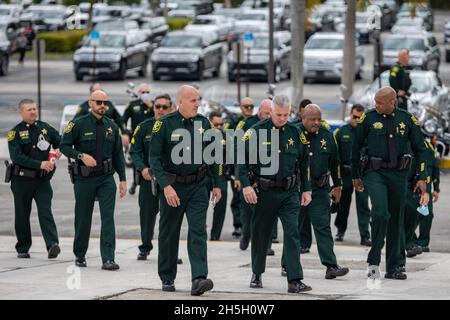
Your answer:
[271,94,290,111]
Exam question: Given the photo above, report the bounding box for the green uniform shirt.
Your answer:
[238,118,312,192]
[60,113,126,181]
[298,123,342,188]
[7,121,60,170]
[75,100,126,133]
[149,110,222,189]
[130,118,155,172]
[122,99,154,134]
[333,123,355,165]
[411,140,440,192]
[223,114,246,133]
[352,108,428,180]
[389,62,411,109]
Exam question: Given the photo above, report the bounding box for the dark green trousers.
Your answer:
[398,188,421,268]
[11,176,59,253]
[414,200,434,247]
[230,182,242,228]
[300,212,312,249]
[240,199,254,242]
[73,174,117,263]
[207,178,228,240]
[364,169,407,273]
[334,175,371,240]
[158,181,209,282]
[252,189,303,281]
[299,188,337,267]
[138,179,159,253]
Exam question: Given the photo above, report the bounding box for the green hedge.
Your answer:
[36,30,88,53]
[166,18,192,30]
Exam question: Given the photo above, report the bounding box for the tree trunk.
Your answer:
[290,0,305,109]
[224,0,232,8]
[341,0,356,102]
[87,0,94,31]
[149,0,161,16]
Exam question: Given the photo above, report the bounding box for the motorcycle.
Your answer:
[123,82,139,168]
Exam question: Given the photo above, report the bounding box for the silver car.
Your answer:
[391,17,427,34]
[445,20,450,62]
[303,32,364,82]
[348,70,448,118]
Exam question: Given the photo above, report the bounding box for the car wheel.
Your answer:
[117,60,127,80]
[138,57,148,77]
[75,72,83,81]
[0,54,8,76]
[195,61,204,81]
[212,60,221,78]
[355,69,362,80]
[227,72,235,82]
[446,50,450,63]
[274,64,281,82]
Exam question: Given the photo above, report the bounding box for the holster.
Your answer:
[408,174,420,192]
[398,154,413,171]
[224,164,234,181]
[4,160,13,183]
[135,169,142,186]
[311,173,330,189]
[151,178,159,197]
[340,165,352,177]
[359,154,369,177]
[68,161,75,184]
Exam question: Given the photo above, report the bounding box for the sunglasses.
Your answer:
[141,91,150,94]
[214,122,223,127]
[242,104,254,110]
[352,115,361,120]
[154,104,170,110]
[93,100,108,106]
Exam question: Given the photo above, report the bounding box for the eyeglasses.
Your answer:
[352,115,361,120]
[93,100,108,106]
[154,104,171,110]
[140,91,150,94]
[242,104,254,110]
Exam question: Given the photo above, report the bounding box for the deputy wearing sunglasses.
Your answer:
[74,83,126,133]
[60,90,127,271]
[123,83,155,195]
[129,93,174,261]
[333,104,371,246]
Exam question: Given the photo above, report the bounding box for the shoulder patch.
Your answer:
[64,121,75,134]
[321,120,330,131]
[300,132,309,145]
[333,128,340,137]
[76,106,82,114]
[357,112,366,124]
[152,120,163,133]
[236,120,245,130]
[392,66,399,73]
[7,130,16,142]
[133,125,140,136]
[411,115,420,126]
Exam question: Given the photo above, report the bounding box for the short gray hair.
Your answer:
[271,94,290,110]
[18,99,35,110]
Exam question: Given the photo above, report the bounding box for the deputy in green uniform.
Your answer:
[400,139,440,267]
[130,93,173,260]
[61,90,127,271]
[224,97,255,238]
[123,83,154,195]
[352,86,429,280]
[239,95,313,293]
[205,111,229,241]
[293,104,349,280]
[389,49,412,110]
[7,99,61,259]
[74,83,126,132]
[333,104,371,246]
[414,140,440,252]
[150,85,222,296]
[237,99,273,252]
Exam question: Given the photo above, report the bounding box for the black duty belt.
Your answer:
[166,165,208,185]
[254,174,297,191]
[73,159,113,177]
[311,173,330,189]
[368,154,412,171]
[11,164,54,179]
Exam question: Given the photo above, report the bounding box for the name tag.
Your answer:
[19,130,29,138]
[84,132,94,136]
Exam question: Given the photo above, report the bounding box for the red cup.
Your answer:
[48,152,57,164]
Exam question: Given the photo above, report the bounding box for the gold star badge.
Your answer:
[107,127,113,135]
[288,138,294,146]
[320,139,327,147]
[399,122,406,129]
[41,128,48,135]
[198,126,205,135]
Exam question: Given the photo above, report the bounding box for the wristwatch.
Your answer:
[77,153,84,160]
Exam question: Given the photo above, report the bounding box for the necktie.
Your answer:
[181,118,193,177]
[386,115,398,167]
[275,127,284,183]
[29,124,38,158]
[95,119,105,170]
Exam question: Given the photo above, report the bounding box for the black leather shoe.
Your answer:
[399,266,406,273]
[414,245,423,255]
[177,257,183,264]
[240,236,250,251]
[102,260,120,271]
[128,183,137,195]
[250,273,262,288]
[232,227,242,238]
[335,232,344,242]
[137,251,150,261]
[385,271,407,280]
[17,252,30,259]
[162,280,175,292]
[300,247,310,254]
[422,246,430,252]
[48,244,60,259]
[360,238,372,247]
[75,257,87,267]
[406,248,417,258]
[325,265,349,279]
[288,280,312,293]
[266,248,275,256]
[191,278,214,296]
[272,238,279,244]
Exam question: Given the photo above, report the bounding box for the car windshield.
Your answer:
[396,19,422,26]
[252,36,280,49]
[30,10,64,19]
[160,35,202,48]
[192,18,215,25]
[94,9,122,17]
[177,3,195,10]
[0,9,12,16]
[85,34,125,48]
[384,37,425,51]
[305,38,343,49]
[238,13,266,21]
